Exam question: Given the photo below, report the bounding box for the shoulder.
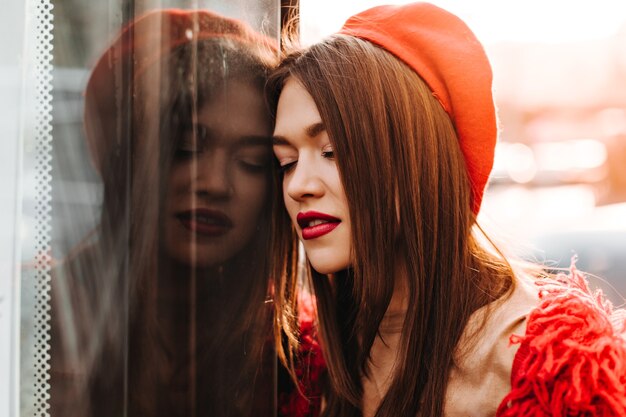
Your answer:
[497,264,626,416]
[445,271,539,416]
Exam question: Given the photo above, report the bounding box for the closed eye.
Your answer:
[237,158,270,174]
[272,142,298,175]
[277,160,297,174]
[176,125,210,155]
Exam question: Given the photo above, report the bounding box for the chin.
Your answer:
[166,242,241,270]
[308,258,350,275]
[304,245,351,275]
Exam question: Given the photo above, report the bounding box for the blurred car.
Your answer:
[529,202,626,306]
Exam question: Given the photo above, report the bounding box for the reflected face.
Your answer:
[165,81,272,268]
[272,78,352,274]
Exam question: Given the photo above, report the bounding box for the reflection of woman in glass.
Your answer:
[269,3,626,417]
[50,9,277,417]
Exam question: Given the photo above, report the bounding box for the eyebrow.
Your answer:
[186,123,270,147]
[272,122,326,146]
[234,135,272,147]
[272,135,291,146]
[306,122,326,138]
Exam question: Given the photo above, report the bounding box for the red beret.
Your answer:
[339,2,496,214]
[84,8,277,174]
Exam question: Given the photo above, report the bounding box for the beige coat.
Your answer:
[362,274,539,417]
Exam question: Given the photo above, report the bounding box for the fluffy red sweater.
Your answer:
[497,264,626,416]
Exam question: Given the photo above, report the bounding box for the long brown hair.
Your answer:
[267,35,515,417]
[128,37,276,417]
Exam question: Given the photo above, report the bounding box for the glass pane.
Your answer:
[0,2,28,416]
[11,1,281,416]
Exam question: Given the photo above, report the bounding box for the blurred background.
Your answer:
[298,0,626,303]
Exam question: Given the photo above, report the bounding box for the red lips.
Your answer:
[176,208,233,237]
[297,211,341,240]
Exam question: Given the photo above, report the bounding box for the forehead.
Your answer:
[197,80,272,139]
[273,77,322,139]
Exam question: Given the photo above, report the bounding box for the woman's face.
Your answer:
[165,81,272,268]
[272,78,352,274]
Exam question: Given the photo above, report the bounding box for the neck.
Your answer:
[157,257,230,304]
[155,258,233,349]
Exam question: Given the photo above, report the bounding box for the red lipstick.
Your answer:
[176,209,233,237]
[297,211,341,240]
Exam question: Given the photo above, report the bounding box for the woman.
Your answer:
[50,9,278,417]
[268,3,626,417]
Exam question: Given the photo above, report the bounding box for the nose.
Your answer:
[192,149,232,199]
[285,156,325,202]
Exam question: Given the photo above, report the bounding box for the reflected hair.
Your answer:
[128,37,275,416]
[267,35,515,417]
[53,36,276,417]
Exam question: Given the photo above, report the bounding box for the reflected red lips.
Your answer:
[297,211,341,240]
[177,209,233,237]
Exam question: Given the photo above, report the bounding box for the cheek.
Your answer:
[167,164,188,198]
[328,169,347,202]
[233,174,268,217]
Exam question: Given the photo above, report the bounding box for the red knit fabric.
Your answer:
[497,262,626,416]
[278,294,325,417]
